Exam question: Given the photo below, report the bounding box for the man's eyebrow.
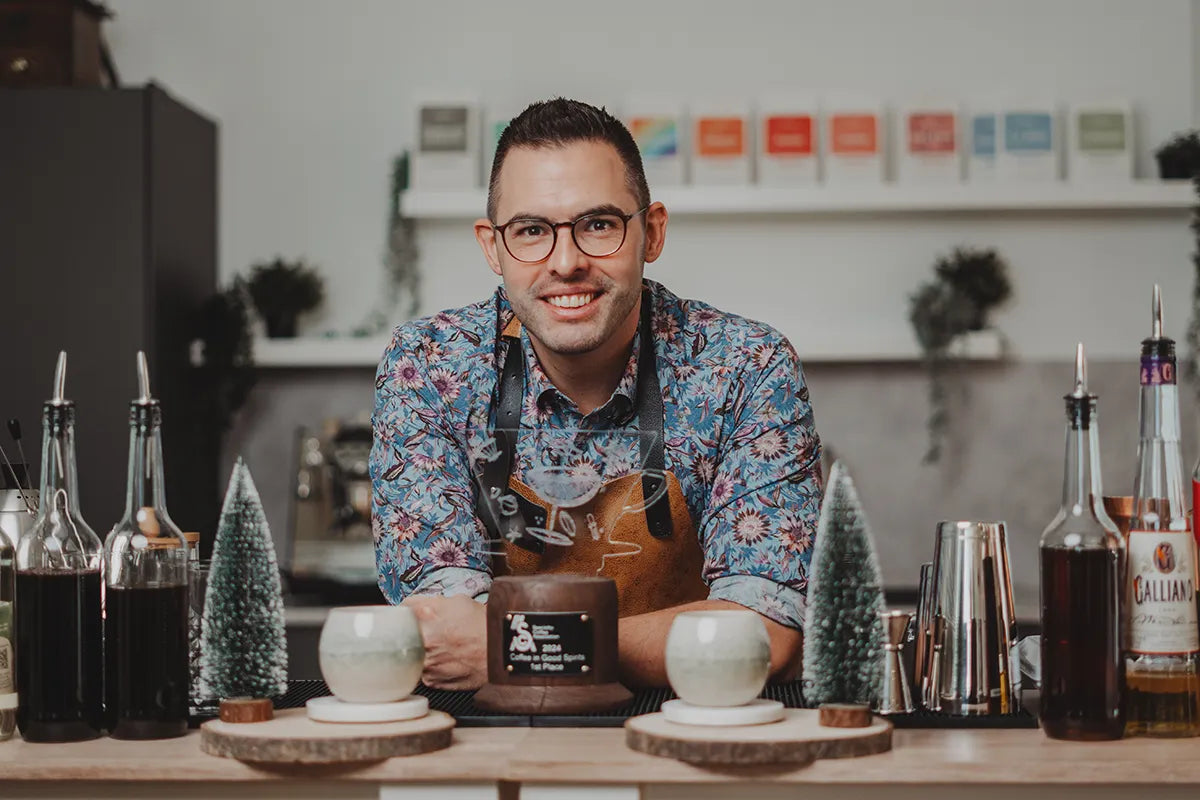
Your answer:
[501,203,628,225]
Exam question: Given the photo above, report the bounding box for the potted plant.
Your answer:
[246,256,325,338]
[1155,131,1200,180]
[909,247,1013,464]
[189,279,257,435]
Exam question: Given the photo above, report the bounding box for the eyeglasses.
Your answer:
[492,205,650,263]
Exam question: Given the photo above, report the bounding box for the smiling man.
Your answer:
[370,98,823,690]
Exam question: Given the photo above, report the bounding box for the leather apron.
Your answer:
[475,290,708,618]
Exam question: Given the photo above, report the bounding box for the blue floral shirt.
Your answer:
[370,279,823,631]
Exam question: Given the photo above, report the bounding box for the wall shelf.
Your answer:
[400,180,1195,220]
[250,329,1005,368]
[253,335,392,368]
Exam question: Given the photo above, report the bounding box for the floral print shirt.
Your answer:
[370,279,823,631]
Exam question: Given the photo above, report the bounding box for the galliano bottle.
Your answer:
[1124,286,1200,738]
[14,353,104,742]
[1039,344,1126,740]
[103,353,190,740]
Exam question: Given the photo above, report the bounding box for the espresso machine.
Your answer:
[286,415,383,604]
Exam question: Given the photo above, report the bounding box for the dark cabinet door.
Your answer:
[0,84,219,541]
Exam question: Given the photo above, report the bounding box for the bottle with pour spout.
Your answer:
[15,352,105,742]
[1039,343,1125,739]
[1124,286,1200,737]
[103,352,190,739]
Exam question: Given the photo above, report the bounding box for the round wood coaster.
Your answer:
[625,708,892,765]
[201,707,454,764]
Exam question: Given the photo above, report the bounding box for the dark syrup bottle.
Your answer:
[1039,343,1125,740]
[15,352,105,742]
[103,353,189,740]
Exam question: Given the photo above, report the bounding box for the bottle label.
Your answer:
[1128,529,1200,655]
[0,637,11,694]
[1141,354,1176,386]
[1195,478,1200,560]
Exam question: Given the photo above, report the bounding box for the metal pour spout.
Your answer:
[136,350,153,403]
[1071,342,1088,398]
[51,350,68,405]
[1152,284,1163,340]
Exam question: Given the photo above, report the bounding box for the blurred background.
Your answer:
[5,0,1200,675]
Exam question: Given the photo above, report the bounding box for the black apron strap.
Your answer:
[477,287,672,550]
[474,309,545,554]
[635,290,673,540]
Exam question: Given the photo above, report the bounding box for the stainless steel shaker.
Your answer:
[915,521,1018,715]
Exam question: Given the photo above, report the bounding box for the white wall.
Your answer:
[106,0,1200,358]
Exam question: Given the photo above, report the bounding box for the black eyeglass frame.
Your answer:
[491,205,651,263]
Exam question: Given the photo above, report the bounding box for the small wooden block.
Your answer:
[219,697,274,724]
[201,708,455,764]
[819,703,871,728]
[626,708,891,766]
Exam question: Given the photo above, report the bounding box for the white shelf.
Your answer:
[250,330,1004,368]
[253,335,391,368]
[401,180,1194,220]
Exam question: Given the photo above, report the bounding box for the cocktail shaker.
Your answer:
[916,521,1019,715]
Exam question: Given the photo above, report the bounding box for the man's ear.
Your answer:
[474,218,503,277]
[642,202,668,264]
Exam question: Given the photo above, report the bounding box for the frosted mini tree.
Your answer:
[802,460,886,707]
[199,458,288,700]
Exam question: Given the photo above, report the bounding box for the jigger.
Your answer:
[876,610,914,715]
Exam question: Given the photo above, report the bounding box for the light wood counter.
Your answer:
[4,726,1200,799]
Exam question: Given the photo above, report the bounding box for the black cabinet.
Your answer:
[1,83,220,542]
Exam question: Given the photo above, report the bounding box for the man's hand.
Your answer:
[401,594,488,690]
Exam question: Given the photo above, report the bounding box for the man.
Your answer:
[370,98,822,690]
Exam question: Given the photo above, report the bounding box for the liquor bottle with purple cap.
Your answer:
[1124,285,1200,738]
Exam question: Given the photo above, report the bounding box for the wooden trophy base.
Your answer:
[474,681,632,715]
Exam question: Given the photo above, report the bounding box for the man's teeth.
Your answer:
[547,293,595,309]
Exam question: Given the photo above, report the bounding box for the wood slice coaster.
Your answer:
[201,708,455,764]
[625,708,892,766]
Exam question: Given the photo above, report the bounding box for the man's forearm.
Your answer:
[616,599,804,688]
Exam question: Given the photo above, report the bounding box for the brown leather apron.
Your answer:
[475,290,708,618]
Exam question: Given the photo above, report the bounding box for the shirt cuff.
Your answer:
[412,567,492,602]
[708,575,807,632]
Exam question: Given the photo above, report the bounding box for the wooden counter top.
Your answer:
[3,726,1200,786]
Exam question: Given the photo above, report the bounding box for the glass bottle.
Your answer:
[15,352,104,742]
[0,532,14,741]
[1124,286,1200,737]
[103,352,189,739]
[1039,343,1125,740]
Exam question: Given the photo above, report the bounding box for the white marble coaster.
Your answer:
[660,698,785,727]
[306,694,429,724]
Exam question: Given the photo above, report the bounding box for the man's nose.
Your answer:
[547,224,587,277]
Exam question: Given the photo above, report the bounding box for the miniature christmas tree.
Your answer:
[802,460,886,707]
[199,458,288,700]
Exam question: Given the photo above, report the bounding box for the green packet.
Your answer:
[0,600,9,639]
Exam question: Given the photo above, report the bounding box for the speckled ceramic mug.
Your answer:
[665,610,771,707]
[319,605,426,704]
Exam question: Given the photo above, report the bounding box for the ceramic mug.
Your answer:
[318,605,426,704]
[665,610,771,707]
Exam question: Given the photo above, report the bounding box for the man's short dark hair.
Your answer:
[487,97,650,222]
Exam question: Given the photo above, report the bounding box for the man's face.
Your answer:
[475,140,665,357]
